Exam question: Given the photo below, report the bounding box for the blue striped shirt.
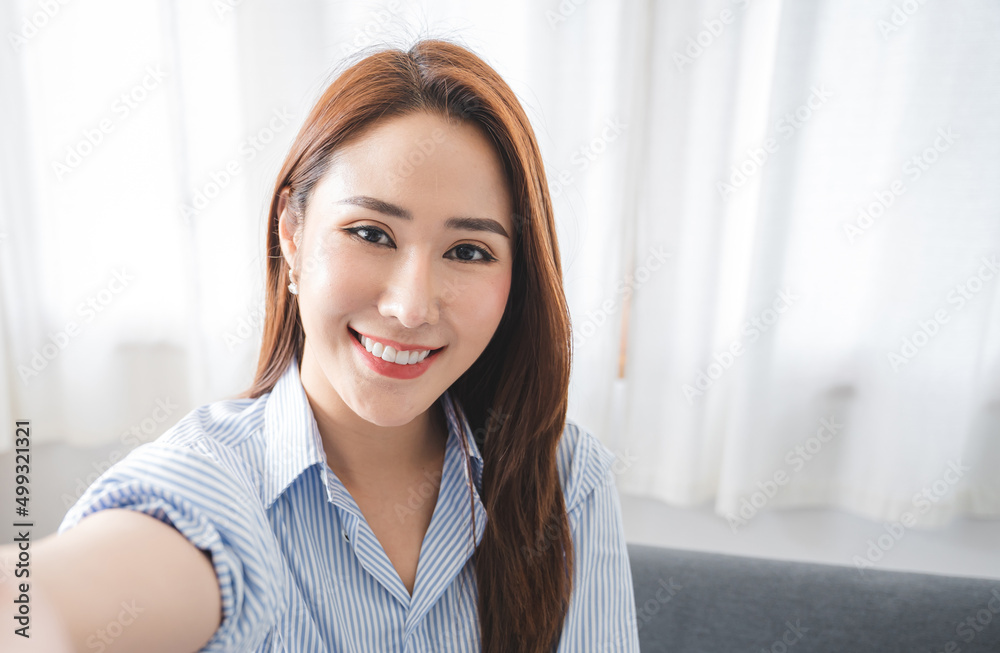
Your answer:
[58,355,639,652]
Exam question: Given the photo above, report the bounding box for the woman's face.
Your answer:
[279,111,514,427]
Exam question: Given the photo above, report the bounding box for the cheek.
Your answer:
[298,241,373,317]
[452,272,511,344]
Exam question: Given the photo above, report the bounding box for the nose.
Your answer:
[377,250,441,328]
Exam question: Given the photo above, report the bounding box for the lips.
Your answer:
[348,325,444,379]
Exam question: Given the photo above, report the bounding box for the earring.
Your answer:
[288,270,298,295]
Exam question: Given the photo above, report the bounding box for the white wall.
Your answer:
[620,493,1000,580]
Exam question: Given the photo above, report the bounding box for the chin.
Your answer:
[346,389,435,426]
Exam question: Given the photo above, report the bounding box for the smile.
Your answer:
[359,332,433,364]
[348,327,445,379]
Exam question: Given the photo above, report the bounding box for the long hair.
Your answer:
[240,39,574,652]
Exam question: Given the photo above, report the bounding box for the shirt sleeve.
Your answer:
[57,438,285,652]
[557,455,641,652]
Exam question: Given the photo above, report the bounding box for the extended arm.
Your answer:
[1,508,222,653]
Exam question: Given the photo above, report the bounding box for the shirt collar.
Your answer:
[262,354,484,510]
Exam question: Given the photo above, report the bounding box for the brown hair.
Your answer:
[241,39,574,651]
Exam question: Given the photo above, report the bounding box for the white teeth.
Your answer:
[359,333,432,365]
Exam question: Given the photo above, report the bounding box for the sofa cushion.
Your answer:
[628,543,1000,652]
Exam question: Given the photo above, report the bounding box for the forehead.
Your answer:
[312,111,514,228]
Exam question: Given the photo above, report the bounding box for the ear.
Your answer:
[277,187,301,278]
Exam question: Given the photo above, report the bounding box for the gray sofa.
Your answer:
[627,543,1000,652]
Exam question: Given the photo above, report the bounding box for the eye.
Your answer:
[451,244,496,263]
[345,225,392,247]
[344,225,498,264]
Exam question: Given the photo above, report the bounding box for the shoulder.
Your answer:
[155,395,269,484]
[159,394,267,454]
[60,393,271,534]
[555,418,619,513]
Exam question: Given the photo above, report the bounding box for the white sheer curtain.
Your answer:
[592,0,1000,528]
[2,0,998,529]
[1,0,269,452]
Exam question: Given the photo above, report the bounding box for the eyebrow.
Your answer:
[337,195,510,239]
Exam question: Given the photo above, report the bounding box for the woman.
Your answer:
[1,39,639,652]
